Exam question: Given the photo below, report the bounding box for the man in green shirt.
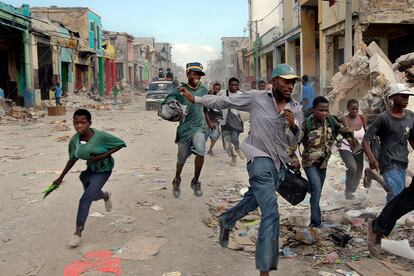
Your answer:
[163,62,208,198]
[53,109,126,248]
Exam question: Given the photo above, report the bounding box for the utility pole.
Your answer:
[254,20,259,82]
[344,0,352,62]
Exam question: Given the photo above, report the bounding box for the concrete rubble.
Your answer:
[0,99,46,123]
[203,155,414,274]
[327,42,414,123]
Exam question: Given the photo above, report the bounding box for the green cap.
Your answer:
[271,64,301,80]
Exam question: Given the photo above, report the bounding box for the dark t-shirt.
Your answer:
[364,110,414,173]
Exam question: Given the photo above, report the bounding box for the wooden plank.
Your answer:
[346,258,395,276]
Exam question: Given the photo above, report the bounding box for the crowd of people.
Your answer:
[52,61,414,276]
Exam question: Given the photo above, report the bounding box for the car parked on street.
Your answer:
[145,79,176,110]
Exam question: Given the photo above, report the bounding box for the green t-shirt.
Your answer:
[163,83,208,143]
[68,129,126,172]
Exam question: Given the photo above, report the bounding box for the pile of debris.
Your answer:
[204,170,414,274]
[327,42,414,123]
[0,99,46,123]
[62,91,110,110]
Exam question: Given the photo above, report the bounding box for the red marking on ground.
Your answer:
[64,249,122,276]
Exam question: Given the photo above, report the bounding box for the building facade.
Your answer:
[31,7,104,95]
[0,3,32,103]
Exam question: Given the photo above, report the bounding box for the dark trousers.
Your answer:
[338,150,364,194]
[76,170,111,228]
[373,177,414,236]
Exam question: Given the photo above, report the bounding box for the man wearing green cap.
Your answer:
[180,64,303,275]
[163,62,208,198]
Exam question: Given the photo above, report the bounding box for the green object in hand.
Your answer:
[43,183,59,199]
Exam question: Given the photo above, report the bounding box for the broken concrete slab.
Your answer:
[113,236,167,260]
[366,41,393,68]
[369,53,398,85]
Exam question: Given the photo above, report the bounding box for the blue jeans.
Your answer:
[221,157,284,271]
[383,168,406,203]
[77,170,112,228]
[304,166,327,227]
[177,131,206,165]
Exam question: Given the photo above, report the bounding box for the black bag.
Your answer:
[225,90,244,132]
[277,167,309,205]
[226,111,244,132]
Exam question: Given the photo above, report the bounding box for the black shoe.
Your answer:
[172,177,181,198]
[191,179,203,197]
[218,217,230,247]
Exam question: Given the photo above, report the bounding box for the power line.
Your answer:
[257,1,282,23]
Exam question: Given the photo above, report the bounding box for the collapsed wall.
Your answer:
[327,42,414,123]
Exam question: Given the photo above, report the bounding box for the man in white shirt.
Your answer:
[217,77,244,163]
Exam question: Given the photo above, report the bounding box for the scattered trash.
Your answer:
[318,271,336,276]
[295,228,320,245]
[151,205,163,211]
[109,247,123,254]
[381,239,414,260]
[351,255,360,261]
[162,272,181,276]
[152,178,167,184]
[90,212,105,218]
[336,269,360,276]
[325,252,339,264]
[329,232,352,247]
[282,246,297,258]
[113,236,167,260]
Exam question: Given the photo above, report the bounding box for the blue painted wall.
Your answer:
[87,11,103,56]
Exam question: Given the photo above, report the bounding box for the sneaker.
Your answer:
[191,179,203,197]
[68,234,81,248]
[104,191,112,212]
[172,177,181,198]
[367,219,382,258]
[218,217,230,247]
[207,150,214,156]
[235,149,245,160]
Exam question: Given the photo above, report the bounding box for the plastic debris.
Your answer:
[381,239,414,260]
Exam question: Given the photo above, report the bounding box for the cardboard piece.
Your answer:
[113,236,167,260]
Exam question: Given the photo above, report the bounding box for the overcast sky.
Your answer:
[7,0,248,68]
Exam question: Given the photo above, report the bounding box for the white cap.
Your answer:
[387,83,414,98]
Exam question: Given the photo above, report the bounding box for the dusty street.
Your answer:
[0,94,413,276]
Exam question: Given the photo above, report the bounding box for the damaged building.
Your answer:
[30,6,105,96]
[0,3,32,104]
[320,0,414,94]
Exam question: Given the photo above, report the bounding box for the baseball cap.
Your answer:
[271,64,301,80]
[186,62,205,76]
[387,83,414,98]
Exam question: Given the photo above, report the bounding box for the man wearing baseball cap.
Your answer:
[363,83,414,203]
[179,63,303,276]
[163,62,208,198]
